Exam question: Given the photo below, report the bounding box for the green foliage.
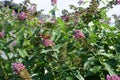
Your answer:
[0,0,120,80]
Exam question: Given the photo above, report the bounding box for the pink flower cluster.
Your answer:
[51,0,57,5]
[106,75,120,80]
[18,12,27,20]
[73,30,85,39]
[0,32,4,38]
[13,62,25,74]
[117,0,120,4]
[42,39,54,47]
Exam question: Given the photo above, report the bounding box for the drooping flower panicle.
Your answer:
[13,62,25,74]
[13,62,32,80]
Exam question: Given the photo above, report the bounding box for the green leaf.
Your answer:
[66,77,73,80]
[57,18,66,32]
[4,39,14,47]
[43,72,54,80]
[101,23,109,29]
[41,49,51,53]
[103,63,116,75]
[74,71,85,80]
[5,63,11,71]
[28,28,40,40]
[0,40,5,48]
[53,44,63,50]
[84,57,95,70]
[22,49,28,56]
[17,29,25,47]
[89,66,101,73]
[17,49,28,58]
[0,40,5,44]
[96,53,113,58]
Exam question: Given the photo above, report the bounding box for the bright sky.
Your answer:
[14,0,120,17]
[0,0,120,17]
[12,0,81,16]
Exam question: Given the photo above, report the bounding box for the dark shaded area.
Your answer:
[0,1,23,12]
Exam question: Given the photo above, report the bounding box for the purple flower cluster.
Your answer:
[18,12,27,20]
[0,32,4,38]
[117,0,120,4]
[106,75,120,80]
[73,30,85,39]
[13,62,25,74]
[42,39,54,47]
